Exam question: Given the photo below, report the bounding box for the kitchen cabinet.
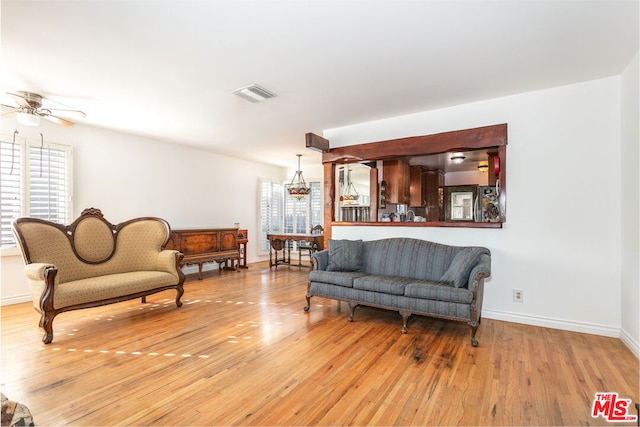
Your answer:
[425,169,445,221]
[383,159,410,204]
[410,167,444,221]
[409,166,427,207]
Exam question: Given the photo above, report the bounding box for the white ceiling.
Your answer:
[1,0,638,169]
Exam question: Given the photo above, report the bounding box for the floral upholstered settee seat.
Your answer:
[12,208,185,344]
[305,238,491,346]
[1,393,35,427]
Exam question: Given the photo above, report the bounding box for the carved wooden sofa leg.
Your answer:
[175,285,184,308]
[41,312,55,344]
[304,281,312,311]
[399,311,411,334]
[348,301,358,322]
[469,321,479,347]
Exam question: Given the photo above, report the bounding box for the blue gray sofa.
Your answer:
[305,238,491,346]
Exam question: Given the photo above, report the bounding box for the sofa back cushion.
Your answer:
[361,238,458,281]
[440,247,491,288]
[73,215,116,263]
[327,239,363,271]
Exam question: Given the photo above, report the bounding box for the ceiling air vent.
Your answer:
[233,83,277,103]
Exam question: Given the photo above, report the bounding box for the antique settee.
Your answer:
[305,238,491,346]
[12,208,185,344]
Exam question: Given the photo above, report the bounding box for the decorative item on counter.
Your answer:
[379,180,387,208]
[478,186,500,222]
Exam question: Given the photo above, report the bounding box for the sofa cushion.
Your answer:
[49,271,179,309]
[441,247,490,288]
[309,270,367,288]
[353,275,413,296]
[327,239,363,272]
[404,280,473,304]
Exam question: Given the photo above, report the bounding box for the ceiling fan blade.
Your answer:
[42,114,74,127]
[7,92,31,108]
[1,103,20,111]
[45,108,86,117]
[1,111,17,118]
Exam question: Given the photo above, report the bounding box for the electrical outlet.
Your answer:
[513,289,524,303]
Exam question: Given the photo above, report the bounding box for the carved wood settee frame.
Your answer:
[12,208,185,344]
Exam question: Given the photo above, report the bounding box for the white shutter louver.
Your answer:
[0,138,72,248]
[28,144,70,224]
[260,179,283,253]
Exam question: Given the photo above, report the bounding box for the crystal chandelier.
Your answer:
[287,154,311,199]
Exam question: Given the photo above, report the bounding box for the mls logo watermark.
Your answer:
[591,392,638,423]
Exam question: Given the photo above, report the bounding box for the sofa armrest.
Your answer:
[467,253,491,291]
[156,250,182,278]
[312,250,329,271]
[24,263,57,281]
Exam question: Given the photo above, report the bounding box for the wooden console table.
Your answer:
[165,228,241,279]
[266,233,324,269]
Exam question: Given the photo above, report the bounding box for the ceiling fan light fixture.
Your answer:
[233,84,277,103]
[17,112,40,127]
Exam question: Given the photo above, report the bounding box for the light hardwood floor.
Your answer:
[1,262,638,426]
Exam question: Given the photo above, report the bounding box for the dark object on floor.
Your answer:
[1,393,35,427]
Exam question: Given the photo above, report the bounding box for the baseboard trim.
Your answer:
[483,309,620,338]
[619,328,640,359]
[1,293,32,306]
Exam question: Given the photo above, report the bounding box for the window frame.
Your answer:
[259,178,323,255]
[1,133,73,254]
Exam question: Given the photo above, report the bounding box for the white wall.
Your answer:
[620,51,640,355]
[1,121,285,305]
[324,76,635,352]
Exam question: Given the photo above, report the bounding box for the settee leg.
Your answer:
[175,285,184,308]
[469,322,479,347]
[304,295,311,311]
[348,301,358,322]
[399,311,411,334]
[41,312,55,344]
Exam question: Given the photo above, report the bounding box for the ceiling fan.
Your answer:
[1,91,86,127]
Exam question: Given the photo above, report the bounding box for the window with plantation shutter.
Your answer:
[0,138,73,249]
[259,179,283,253]
[283,181,323,250]
[27,144,71,223]
[0,141,23,247]
[259,179,322,255]
[309,181,322,229]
